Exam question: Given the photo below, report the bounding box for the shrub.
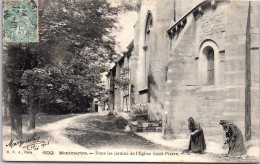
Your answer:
[130,104,148,119]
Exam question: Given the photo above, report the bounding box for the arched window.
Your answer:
[204,47,214,85]
[142,12,153,89]
[145,13,153,35]
[198,41,219,86]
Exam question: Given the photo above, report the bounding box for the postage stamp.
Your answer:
[2,0,38,42]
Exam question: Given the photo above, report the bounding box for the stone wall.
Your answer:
[112,0,260,143]
[175,0,201,21]
[114,63,123,112]
[164,0,259,142]
[195,1,228,141]
[133,0,175,120]
[164,15,197,138]
[223,0,249,139]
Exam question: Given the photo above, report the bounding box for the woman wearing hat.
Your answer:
[219,120,246,157]
[187,117,206,153]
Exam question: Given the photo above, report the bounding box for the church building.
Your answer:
[109,0,259,143]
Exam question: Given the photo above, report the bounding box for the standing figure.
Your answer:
[187,117,206,153]
[219,120,246,157]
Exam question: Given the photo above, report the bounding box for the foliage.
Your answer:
[39,0,120,63]
[130,104,148,119]
[4,0,137,115]
[114,66,131,91]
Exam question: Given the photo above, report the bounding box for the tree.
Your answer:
[39,0,120,61]
[20,68,51,129]
[4,0,138,135]
[3,45,33,139]
[22,0,121,128]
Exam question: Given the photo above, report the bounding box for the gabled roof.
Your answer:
[107,39,134,77]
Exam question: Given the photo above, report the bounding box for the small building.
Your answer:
[106,40,135,112]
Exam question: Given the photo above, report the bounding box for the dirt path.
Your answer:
[65,113,170,150]
[3,112,258,162]
[38,112,107,151]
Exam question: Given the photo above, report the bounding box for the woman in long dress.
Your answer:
[219,120,246,157]
[187,117,206,153]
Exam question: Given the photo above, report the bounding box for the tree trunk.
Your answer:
[28,96,37,131]
[9,84,23,140]
[3,85,10,119]
[125,96,128,112]
[28,113,36,130]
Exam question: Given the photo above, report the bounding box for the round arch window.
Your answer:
[198,41,220,87]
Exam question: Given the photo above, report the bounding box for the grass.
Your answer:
[2,112,79,141]
[65,114,169,150]
[3,113,79,127]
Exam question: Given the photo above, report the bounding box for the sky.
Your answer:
[107,0,138,53]
[114,11,138,53]
[102,9,138,83]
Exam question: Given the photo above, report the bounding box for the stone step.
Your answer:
[130,122,162,132]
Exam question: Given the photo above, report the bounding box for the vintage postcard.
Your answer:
[1,0,260,162]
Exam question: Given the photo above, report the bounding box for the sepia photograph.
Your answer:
[1,0,260,162]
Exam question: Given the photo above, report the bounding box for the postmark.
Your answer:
[3,0,38,42]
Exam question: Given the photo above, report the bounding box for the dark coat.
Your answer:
[188,122,206,153]
[224,123,246,156]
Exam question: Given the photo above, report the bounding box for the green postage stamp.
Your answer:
[3,0,38,42]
